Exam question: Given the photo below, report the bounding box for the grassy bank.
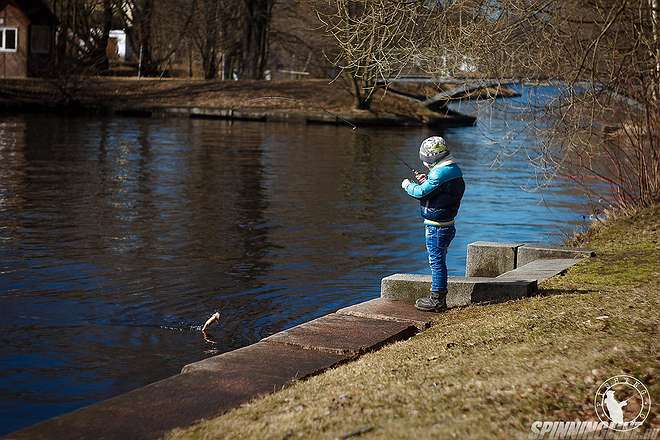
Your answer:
[0,78,466,125]
[167,205,658,439]
[0,78,367,112]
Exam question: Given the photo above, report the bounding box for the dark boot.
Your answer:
[415,290,447,312]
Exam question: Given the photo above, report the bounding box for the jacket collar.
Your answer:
[432,155,455,169]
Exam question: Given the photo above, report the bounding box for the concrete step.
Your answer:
[262,313,418,356]
[381,274,537,306]
[495,258,580,282]
[182,341,349,377]
[7,369,292,440]
[466,241,524,277]
[465,241,594,277]
[8,313,418,440]
[336,298,438,330]
[517,244,595,267]
[447,277,537,307]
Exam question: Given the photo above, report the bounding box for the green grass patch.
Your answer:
[168,205,659,440]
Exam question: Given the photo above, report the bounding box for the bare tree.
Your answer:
[240,0,275,79]
[269,0,338,78]
[48,0,121,73]
[534,0,659,211]
[320,0,659,210]
[117,0,196,76]
[190,0,242,79]
[319,0,434,109]
[119,0,156,75]
[199,0,222,79]
[92,0,114,71]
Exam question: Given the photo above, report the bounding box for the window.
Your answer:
[30,26,50,54]
[0,27,18,52]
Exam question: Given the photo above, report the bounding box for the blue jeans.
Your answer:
[425,224,456,292]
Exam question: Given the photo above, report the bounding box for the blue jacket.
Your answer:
[404,162,465,223]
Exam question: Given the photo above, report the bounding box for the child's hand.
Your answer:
[415,172,427,183]
[401,179,411,189]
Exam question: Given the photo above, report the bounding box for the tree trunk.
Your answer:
[137,0,157,76]
[348,72,372,110]
[188,41,194,78]
[54,1,68,68]
[90,0,113,72]
[222,51,237,79]
[195,0,221,79]
[652,0,659,100]
[202,47,218,79]
[240,0,273,79]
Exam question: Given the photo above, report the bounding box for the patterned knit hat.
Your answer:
[419,136,450,164]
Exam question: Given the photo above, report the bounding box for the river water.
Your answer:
[0,93,589,433]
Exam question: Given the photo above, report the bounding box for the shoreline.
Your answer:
[0,103,477,127]
[9,204,657,439]
[7,234,612,439]
[172,206,658,439]
[0,78,497,127]
[2,104,475,128]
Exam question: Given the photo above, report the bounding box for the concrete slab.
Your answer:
[381,273,433,303]
[517,244,594,267]
[262,313,418,356]
[182,341,348,378]
[380,274,537,306]
[446,277,537,307]
[7,369,290,440]
[336,298,437,329]
[465,241,524,277]
[6,313,413,439]
[496,258,580,282]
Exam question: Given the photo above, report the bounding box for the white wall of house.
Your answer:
[109,29,127,60]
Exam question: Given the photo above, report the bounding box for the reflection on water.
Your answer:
[0,103,587,433]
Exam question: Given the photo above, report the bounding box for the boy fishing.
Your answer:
[401,136,465,312]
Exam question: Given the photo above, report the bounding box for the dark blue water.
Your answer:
[0,93,589,434]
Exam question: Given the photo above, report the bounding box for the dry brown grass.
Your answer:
[0,77,450,121]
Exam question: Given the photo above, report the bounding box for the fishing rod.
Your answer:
[198,96,425,340]
[377,142,419,175]
[235,96,423,178]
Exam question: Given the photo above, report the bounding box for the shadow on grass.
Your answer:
[535,287,598,298]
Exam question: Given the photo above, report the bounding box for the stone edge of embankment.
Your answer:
[4,242,592,440]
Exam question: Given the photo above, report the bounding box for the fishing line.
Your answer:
[192,95,423,338]
[239,96,358,130]
[232,96,421,176]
